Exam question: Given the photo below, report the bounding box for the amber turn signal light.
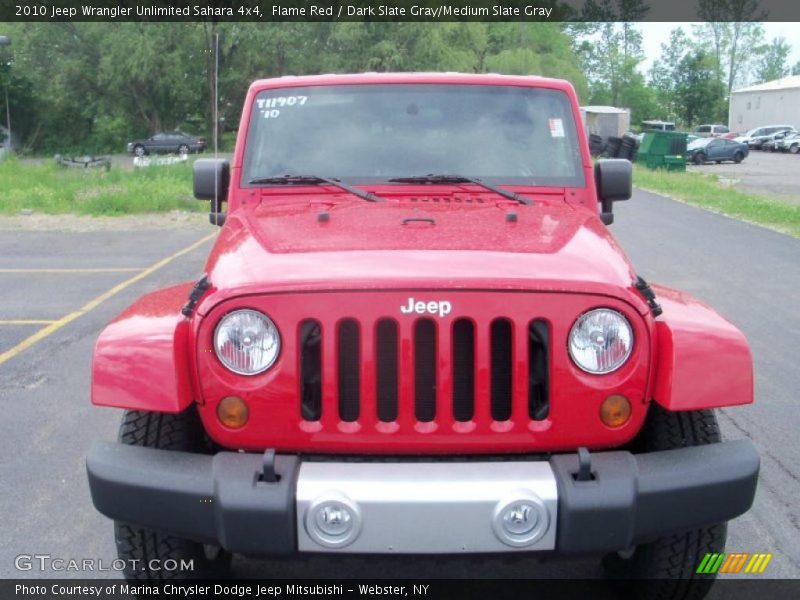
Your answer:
[217,396,249,429]
[600,394,631,428]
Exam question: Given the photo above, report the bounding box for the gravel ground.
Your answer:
[0,211,210,232]
[19,152,232,171]
[688,150,800,205]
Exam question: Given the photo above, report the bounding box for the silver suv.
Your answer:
[735,125,797,149]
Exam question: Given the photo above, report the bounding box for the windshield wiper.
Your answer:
[248,175,385,203]
[387,174,532,205]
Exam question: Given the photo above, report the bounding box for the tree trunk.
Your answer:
[204,22,217,148]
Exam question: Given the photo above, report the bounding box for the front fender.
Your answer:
[652,284,753,411]
[91,283,194,413]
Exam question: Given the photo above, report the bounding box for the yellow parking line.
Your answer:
[0,320,58,325]
[0,232,216,367]
[0,268,145,273]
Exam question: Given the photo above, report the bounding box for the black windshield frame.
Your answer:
[242,84,586,189]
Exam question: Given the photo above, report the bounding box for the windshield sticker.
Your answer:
[256,95,308,119]
[549,118,565,138]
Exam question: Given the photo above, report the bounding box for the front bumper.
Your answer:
[86,440,758,556]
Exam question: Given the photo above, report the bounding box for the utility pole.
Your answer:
[0,36,10,152]
[214,32,219,156]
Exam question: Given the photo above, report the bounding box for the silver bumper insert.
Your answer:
[296,461,557,553]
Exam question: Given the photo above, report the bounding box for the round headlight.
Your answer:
[568,308,633,374]
[214,309,280,375]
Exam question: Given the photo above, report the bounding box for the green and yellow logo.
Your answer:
[696,552,773,574]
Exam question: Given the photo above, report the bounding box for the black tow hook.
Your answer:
[575,447,594,482]
[261,449,279,483]
[181,275,211,317]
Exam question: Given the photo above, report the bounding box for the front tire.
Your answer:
[178,144,190,155]
[734,151,744,163]
[133,145,146,157]
[114,409,231,580]
[693,153,706,165]
[602,405,727,600]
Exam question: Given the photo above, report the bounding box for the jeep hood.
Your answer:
[200,200,643,312]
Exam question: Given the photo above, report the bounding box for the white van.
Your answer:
[642,120,676,132]
[694,124,730,138]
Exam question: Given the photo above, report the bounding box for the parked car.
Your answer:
[734,125,796,149]
[693,124,730,138]
[776,132,800,154]
[126,132,206,157]
[686,137,748,164]
[761,131,792,152]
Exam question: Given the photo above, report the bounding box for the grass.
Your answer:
[633,165,800,238]
[2,155,798,236]
[0,157,204,216]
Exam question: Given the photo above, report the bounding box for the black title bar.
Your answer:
[2,0,800,22]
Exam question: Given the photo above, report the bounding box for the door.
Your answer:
[150,133,170,151]
[706,139,723,160]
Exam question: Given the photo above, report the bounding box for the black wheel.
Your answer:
[734,151,744,163]
[602,404,727,600]
[693,153,706,165]
[790,145,799,154]
[178,144,190,155]
[114,408,231,580]
[133,145,146,157]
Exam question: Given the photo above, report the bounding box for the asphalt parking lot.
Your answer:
[688,149,800,205]
[0,190,798,586]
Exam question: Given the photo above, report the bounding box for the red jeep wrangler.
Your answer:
[87,73,758,595]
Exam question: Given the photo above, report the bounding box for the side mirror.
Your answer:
[595,159,632,225]
[193,158,230,226]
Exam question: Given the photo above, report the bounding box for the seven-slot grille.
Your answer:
[299,317,550,426]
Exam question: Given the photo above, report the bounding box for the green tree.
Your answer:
[484,23,588,99]
[3,23,107,151]
[0,22,588,153]
[648,27,689,123]
[696,0,766,92]
[0,59,35,150]
[566,0,654,120]
[97,24,200,134]
[675,49,727,126]
[754,37,791,83]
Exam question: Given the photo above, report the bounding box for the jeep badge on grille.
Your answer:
[400,297,452,317]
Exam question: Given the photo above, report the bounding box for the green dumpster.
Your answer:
[636,131,688,171]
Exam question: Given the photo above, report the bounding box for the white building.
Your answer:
[729,75,800,133]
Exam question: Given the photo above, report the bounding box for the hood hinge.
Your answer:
[181,275,211,317]
[634,276,663,317]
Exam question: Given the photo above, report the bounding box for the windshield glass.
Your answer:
[243,84,585,187]
[688,138,712,149]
